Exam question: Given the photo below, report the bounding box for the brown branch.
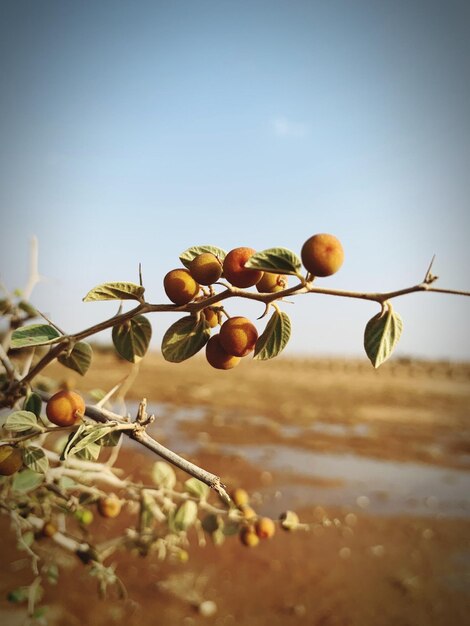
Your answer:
[13,276,470,389]
[35,392,230,502]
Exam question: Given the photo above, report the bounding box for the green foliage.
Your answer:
[24,393,42,418]
[254,310,291,360]
[245,247,302,275]
[364,305,403,368]
[22,446,49,474]
[112,315,152,362]
[5,410,41,433]
[12,468,44,493]
[11,324,61,348]
[179,244,227,268]
[161,315,210,362]
[83,281,145,302]
[58,341,93,375]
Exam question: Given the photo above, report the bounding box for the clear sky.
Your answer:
[1,0,469,360]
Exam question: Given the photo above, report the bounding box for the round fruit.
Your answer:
[255,517,276,539]
[222,247,263,288]
[164,269,200,305]
[97,495,122,519]
[203,308,219,328]
[301,233,344,277]
[240,526,260,547]
[42,522,57,538]
[241,506,257,520]
[46,390,85,427]
[75,509,94,525]
[256,272,287,293]
[189,252,223,285]
[0,445,23,476]
[205,335,241,370]
[219,317,258,357]
[231,488,250,508]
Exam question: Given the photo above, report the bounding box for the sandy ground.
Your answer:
[1,351,469,625]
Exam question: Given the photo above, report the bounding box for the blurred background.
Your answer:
[1,2,469,626]
[1,0,469,359]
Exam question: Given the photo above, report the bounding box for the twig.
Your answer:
[36,391,230,501]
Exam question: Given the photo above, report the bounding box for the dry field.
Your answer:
[1,351,469,625]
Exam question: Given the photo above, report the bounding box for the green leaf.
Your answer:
[254,310,291,360]
[173,499,198,531]
[364,306,403,368]
[83,281,145,302]
[184,477,210,500]
[112,315,152,363]
[75,442,101,460]
[65,425,114,457]
[60,424,88,460]
[7,587,28,604]
[5,411,41,433]
[46,564,59,585]
[10,324,61,348]
[23,393,42,418]
[161,315,210,363]
[99,430,122,447]
[179,245,227,269]
[12,469,44,493]
[18,301,38,317]
[58,341,93,375]
[152,461,176,489]
[22,446,49,474]
[245,247,302,275]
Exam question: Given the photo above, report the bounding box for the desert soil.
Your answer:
[1,351,469,625]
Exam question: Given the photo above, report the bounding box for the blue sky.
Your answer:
[1,0,469,360]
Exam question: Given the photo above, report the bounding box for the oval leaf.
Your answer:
[364,306,403,368]
[152,461,176,489]
[112,315,152,363]
[161,315,210,363]
[67,425,114,457]
[184,477,210,500]
[11,324,61,348]
[12,469,44,493]
[254,310,291,360]
[5,411,41,433]
[83,282,145,302]
[23,393,42,418]
[58,341,93,375]
[179,245,227,269]
[174,499,198,531]
[22,446,49,474]
[245,247,302,275]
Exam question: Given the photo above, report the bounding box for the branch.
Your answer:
[36,392,230,502]
[14,274,470,389]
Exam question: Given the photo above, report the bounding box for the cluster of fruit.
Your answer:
[231,488,300,547]
[163,235,344,370]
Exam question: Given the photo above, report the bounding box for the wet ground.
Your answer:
[1,353,469,625]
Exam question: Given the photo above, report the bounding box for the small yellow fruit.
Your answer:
[203,308,219,328]
[241,506,257,521]
[97,495,122,519]
[164,269,200,305]
[42,522,57,538]
[46,390,85,427]
[240,526,260,547]
[219,316,258,357]
[222,247,263,288]
[256,273,287,293]
[0,445,23,476]
[75,509,94,525]
[205,335,241,370]
[189,252,223,285]
[255,517,276,539]
[231,488,250,508]
[301,233,344,277]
